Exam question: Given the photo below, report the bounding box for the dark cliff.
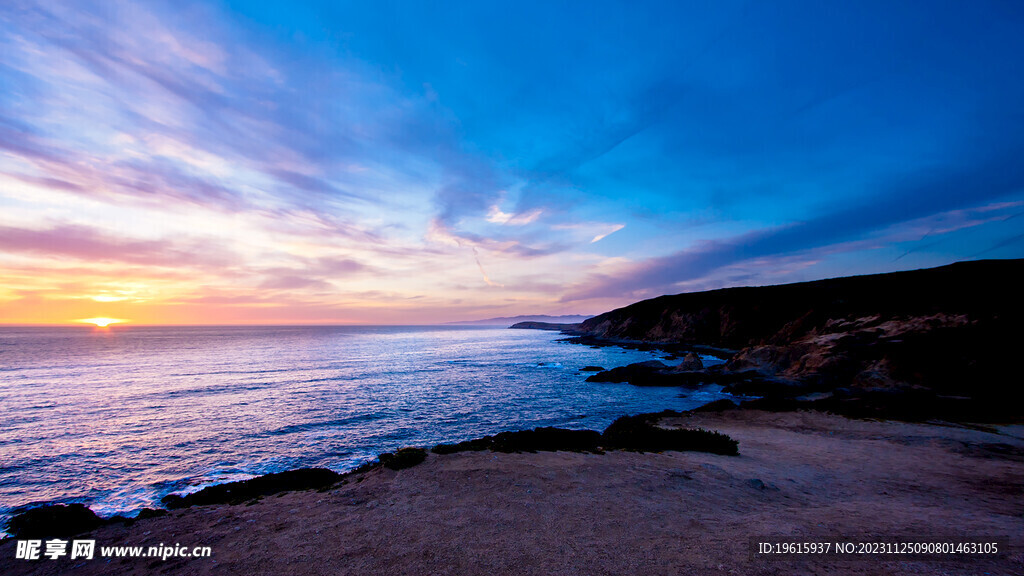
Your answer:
[577,259,1024,420]
[579,259,1021,348]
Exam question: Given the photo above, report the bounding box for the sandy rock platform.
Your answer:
[3,410,1022,575]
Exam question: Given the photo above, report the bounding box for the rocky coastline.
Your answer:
[4,259,1022,574]
[2,409,1020,575]
[2,413,738,541]
[515,259,1024,422]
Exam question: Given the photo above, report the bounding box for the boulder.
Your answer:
[585,360,670,385]
[673,352,704,372]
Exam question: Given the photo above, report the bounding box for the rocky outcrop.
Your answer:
[585,359,788,389]
[584,360,673,385]
[161,468,342,509]
[575,260,1024,421]
[4,504,105,539]
[675,352,704,371]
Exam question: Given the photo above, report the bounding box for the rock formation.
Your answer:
[572,259,1024,421]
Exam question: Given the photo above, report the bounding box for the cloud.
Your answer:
[312,257,370,275]
[471,247,503,288]
[425,218,567,259]
[550,222,625,244]
[590,224,625,243]
[530,81,688,179]
[4,1,1024,323]
[269,169,367,204]
[0,223,237,269]
[258,275,335,291]
[0,0,446,220]
[486,205,543,225]
[562,141,1024,302]
[252,258,372,292]
[431,157,504,227]
[970,231,1024,258]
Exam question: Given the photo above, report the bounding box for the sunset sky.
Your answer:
[2,0,1024,325]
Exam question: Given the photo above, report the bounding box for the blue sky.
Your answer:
[1,0,1023,324]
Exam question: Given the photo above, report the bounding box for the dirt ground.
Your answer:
[2,410,1022,575]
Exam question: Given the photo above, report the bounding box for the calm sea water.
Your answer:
[0,325,727,529]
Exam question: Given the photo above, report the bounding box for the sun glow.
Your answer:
[78,317,127,327]
[90,295,128,303]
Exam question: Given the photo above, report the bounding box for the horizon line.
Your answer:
[0,322,578,328]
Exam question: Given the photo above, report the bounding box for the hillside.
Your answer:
[573,260,1024,420]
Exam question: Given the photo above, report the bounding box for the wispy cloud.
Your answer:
[0,223,237,268]
[562,150,1024,302]
[590,224,625,243]
[486,205,543,226]
[471,247,503,288]
[2,0,1023,323]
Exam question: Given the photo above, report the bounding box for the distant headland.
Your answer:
[446,314,592,327]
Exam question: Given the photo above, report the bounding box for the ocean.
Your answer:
[0,325,727,530]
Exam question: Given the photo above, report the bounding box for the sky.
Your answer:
[1,0,1023,325]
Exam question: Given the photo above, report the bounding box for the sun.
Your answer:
[77,317,127,328]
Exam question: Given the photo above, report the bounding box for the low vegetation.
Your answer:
[432,418,739,456]
[161,468,342,509]
[433,427,603,454]
[4,503,105,539]
[379,447,428,470]
[601,413,739,456]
